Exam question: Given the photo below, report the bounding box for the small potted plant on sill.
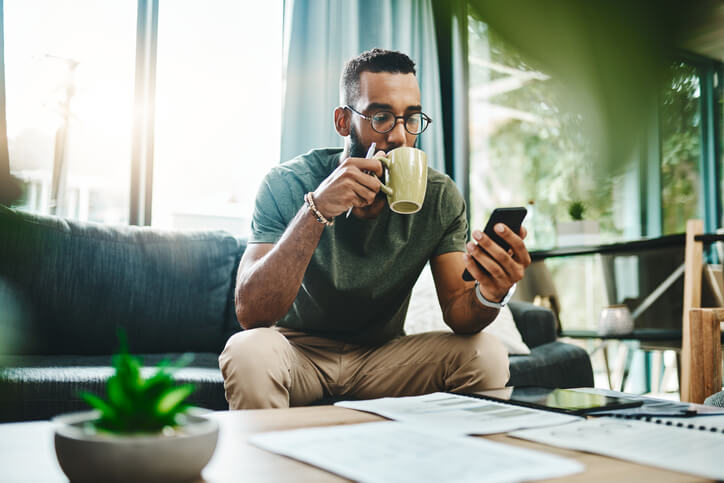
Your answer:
[53,332,218,482]
[556,200,600,247]
[568,200,585,222]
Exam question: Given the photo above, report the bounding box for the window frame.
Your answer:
[650,52,724,238]
[693,53,724,234]
[129,0,159,226]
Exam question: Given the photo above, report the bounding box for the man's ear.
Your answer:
[334,106,351,136]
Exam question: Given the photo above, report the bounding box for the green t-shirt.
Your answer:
[250,148,468,345]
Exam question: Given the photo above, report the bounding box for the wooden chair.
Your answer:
[680,219,724,403]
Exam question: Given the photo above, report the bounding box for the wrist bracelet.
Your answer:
[304,192,334,227]
[474,281,516,309]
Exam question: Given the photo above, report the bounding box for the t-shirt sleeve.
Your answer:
[249,172,290,244]
[433,177,469,257]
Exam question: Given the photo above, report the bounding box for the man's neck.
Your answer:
[340,146,351,164]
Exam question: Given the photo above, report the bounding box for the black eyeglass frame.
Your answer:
[344,105,433,135]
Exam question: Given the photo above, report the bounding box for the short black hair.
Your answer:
[340,48,416,106]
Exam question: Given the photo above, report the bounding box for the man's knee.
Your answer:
[219,327,289,375]
[451,332,510,390]
[218,327,292,409]
[473,332,510,386]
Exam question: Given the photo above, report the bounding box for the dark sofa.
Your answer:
[0,205,593,422]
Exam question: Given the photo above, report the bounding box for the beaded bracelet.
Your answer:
[304,192,334,226]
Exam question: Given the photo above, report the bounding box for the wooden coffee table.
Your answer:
[0,405,711,482]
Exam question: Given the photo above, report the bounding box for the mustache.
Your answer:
[348,127,403,157]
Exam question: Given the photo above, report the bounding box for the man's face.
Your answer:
[348,71,421,157]
[344,71,422,219]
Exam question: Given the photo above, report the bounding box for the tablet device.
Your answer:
[467,387,643,415]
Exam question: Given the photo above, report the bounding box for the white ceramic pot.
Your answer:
[53,409,219,482]
[598,305,634,336]
[556,220,600,247]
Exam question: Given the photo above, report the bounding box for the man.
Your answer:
[219,48,530,409]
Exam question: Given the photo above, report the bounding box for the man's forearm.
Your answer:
[235,206,325,328]
[442,287,500,334]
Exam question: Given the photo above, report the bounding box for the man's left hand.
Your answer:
[463,224,532,303]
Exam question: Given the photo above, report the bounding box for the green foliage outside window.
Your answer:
[467,16,708,336]
[469,18,703,243]
[660,62,701,235]
[468,21,617,246]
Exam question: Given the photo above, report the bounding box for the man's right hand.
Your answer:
[235,153,384,328]
[312,152,385,218]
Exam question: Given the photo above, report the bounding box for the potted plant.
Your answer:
[556,200,600,247]
[53,332,219,482]
[568,200,585,222]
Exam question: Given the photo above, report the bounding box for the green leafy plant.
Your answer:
[568,200,585,220]
[81,331,196,434]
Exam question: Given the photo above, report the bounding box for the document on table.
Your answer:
[511,417,724,481]
[335,392,580,435]
[250,421,583,483]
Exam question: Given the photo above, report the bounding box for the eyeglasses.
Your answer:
[344,105,432,135]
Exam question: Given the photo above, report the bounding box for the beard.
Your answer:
[347,125,388,214]
[348,125,408,158]
[348,126,370,159]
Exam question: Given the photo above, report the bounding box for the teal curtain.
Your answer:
[432,0,469,204]
[281,0,445,173]
[0,0,20,205]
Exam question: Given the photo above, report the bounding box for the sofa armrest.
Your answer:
[508,341,594,388]
[508,301,557,348]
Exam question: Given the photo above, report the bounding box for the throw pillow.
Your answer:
[0,205,243,355]
[406,264,531,355]
[482,304,531,355]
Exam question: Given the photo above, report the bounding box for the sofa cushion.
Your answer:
[704,390,724,407]
[0,353,227,422]
[508,341,594,388]
[508,301,557,348]
[0,206,244,355]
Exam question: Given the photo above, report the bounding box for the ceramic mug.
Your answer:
[376,147,428,214]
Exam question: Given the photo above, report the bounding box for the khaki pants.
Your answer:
[218,327,510,410]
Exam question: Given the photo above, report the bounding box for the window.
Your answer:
[660,62,702,235]
[467,18,618,251]
[721,67,724,229]
[466,17,719,332]
[151,0,283,235]
[5,1,283,233]
[6,0,137,224]
[466,17,617,331]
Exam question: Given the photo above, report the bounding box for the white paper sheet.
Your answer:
[250,421,583,483]
[335,392,581,435]
[512,417,724,480]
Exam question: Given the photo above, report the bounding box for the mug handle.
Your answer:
[376,156,394,196]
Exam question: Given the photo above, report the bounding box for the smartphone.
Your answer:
[462,207,528,281]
